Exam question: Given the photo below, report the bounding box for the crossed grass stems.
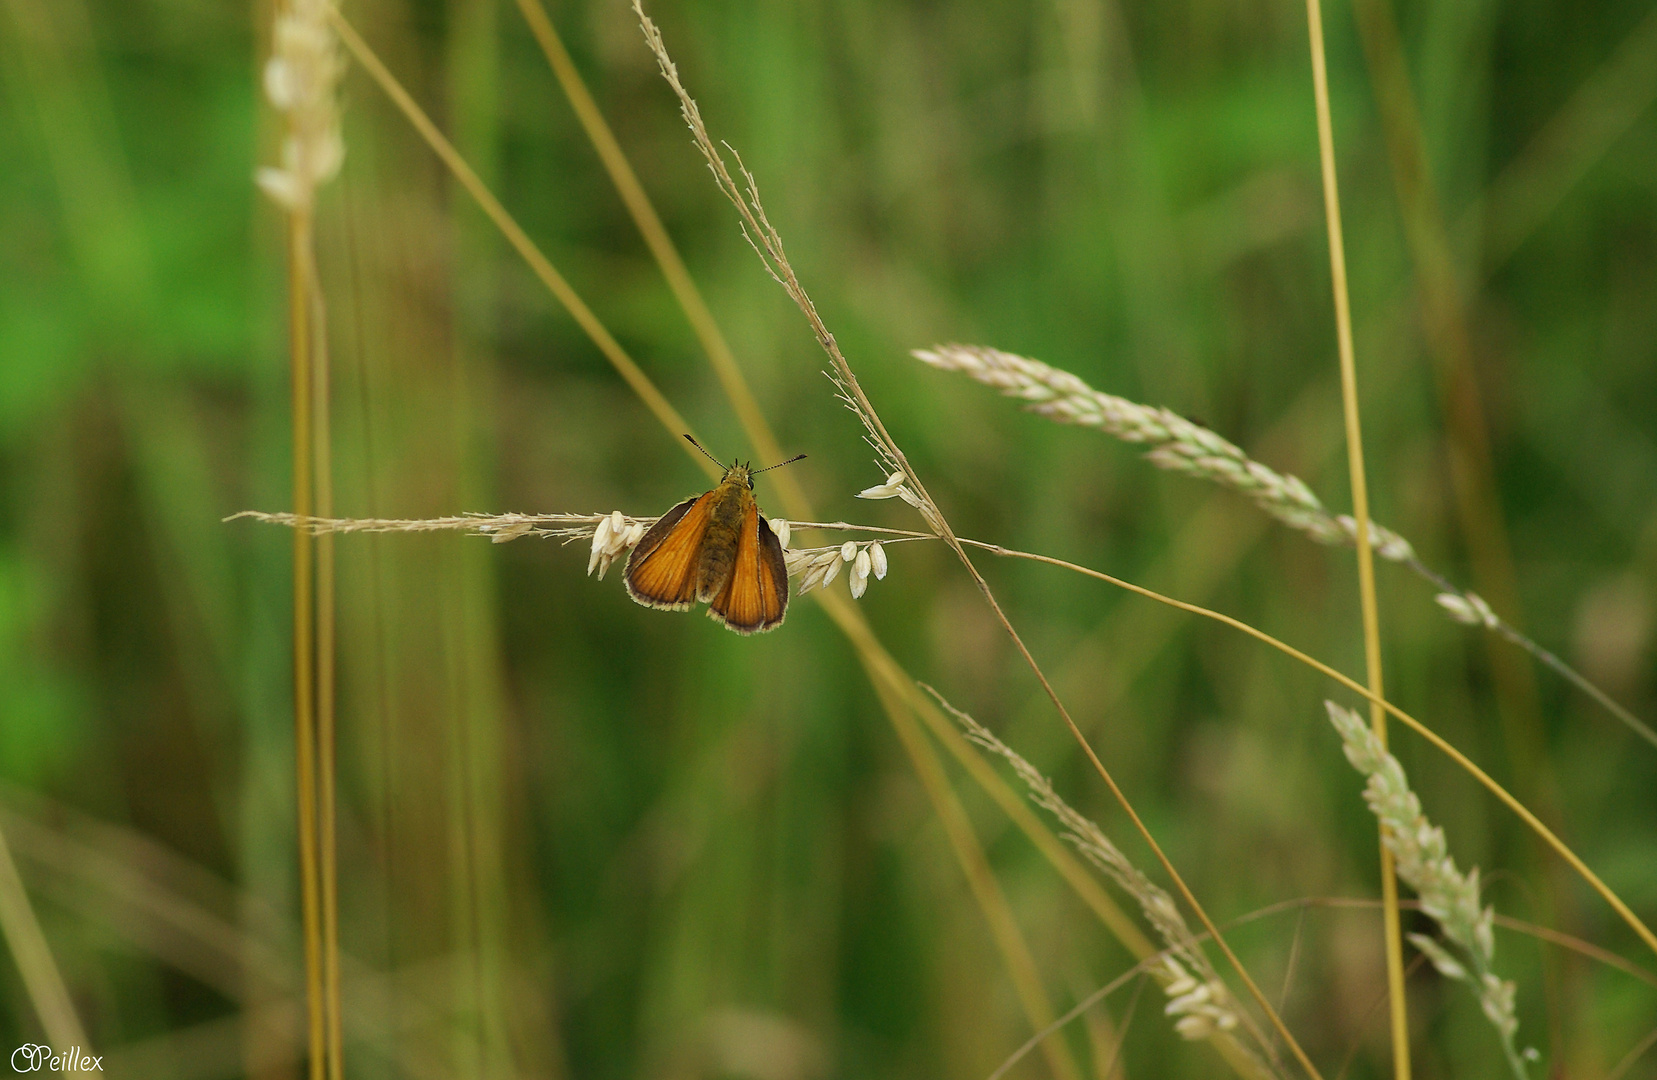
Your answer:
[269,1,1657,1075]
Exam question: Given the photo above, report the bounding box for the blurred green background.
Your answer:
[1,0,1654,1076]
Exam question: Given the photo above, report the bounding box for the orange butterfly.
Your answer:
[624,436,804,634]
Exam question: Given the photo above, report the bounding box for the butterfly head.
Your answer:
[722,462,755,491]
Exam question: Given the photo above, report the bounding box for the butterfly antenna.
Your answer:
[683,433,727,470]
[752,453,807,474]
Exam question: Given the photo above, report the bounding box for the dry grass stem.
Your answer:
[230,509,1657,965]
[1325,703,1534,1077]
[915,344,1657,752]
[926,686,1275,1066]
[259,0,345,1075]
[632,7,1321,1073]
[327,9,708,477]
[952,535,1657,959]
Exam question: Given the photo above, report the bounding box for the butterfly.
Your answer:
[624,436,805,635]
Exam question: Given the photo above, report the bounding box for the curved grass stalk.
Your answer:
[914,345,1657,755]
[956,539,1657,960]
[234,506,1657,965]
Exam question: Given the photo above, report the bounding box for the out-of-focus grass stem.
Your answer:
[328,10,704,481]
[868,673,1086,1080]
[509,0,807,517]
[307,257,342,1080]
[1301,0,1408,1072]
[0,820,89,1049]
[287,208,327,1080]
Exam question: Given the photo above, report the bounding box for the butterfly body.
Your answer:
[692,470,754,601]
[624,457,793,634]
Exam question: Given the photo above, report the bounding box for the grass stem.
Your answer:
[1301,0,1410,1071]
[287,208,327,1080]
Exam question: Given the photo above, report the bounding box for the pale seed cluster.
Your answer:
[586,510,650,580]
[257,0,345,212]
[783,536,890,599]
[1436,590,1499,628]
[1159,959,1241,1041]
[856,471,923,508]
[913,344,1415,562]
[1325,702,1531,1075]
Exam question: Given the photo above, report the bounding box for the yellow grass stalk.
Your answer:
[258,0,345,1072]
[1300,0,1409,1072]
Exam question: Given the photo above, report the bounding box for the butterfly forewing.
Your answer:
[624,493,715,610]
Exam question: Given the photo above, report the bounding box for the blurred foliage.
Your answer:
[0,0,1654,1076]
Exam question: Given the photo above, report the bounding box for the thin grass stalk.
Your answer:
[631,7,1318,1074]
[1301,0,1410,1071]
[327,9,707,480]
[952,538,1657,959]
[508,0,807,518]
[261,0,344,1066]
[288,209,327,1080]
[233,506,1657,963]
[1604,1027,1657,1080]
[1478,4,1657,268]
[306,248,343,1080]
[928,685,1272,1061]
[911,344,1657,752]
[1344,0,1578,1051]
[1350,0,1553,780]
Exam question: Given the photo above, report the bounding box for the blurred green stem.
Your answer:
[0,819,89,1049]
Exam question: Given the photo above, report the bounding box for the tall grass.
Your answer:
[1,0,1654,1077]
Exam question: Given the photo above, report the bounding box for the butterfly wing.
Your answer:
[708,506,789,634]
[624,493,715,611]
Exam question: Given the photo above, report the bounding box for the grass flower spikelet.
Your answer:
[258,0,345,210]
[913,344,1414,561]
[1324,701,1532,1075]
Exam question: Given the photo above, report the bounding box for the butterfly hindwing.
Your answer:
[624,493,715,610]
[708,506,788,634]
